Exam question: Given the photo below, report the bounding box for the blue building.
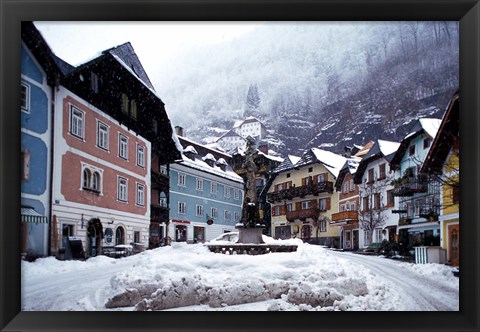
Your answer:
[168,133,244,243]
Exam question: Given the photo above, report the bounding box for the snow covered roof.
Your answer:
[311,148,347,178]
[178,154,243,183]
[184,145,198,154]
[353,139,400,183]
[217,130,245,141]
[288,155,301,165]
[203,153,217,162]
[258,151,284,163]
[240,116,266,127]
[419,118,442,139]
[272,154,301,174]
[377,139,401,157]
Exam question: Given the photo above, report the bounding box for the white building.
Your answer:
[233,116,268,141]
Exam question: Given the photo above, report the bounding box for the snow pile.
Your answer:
[400,263,459,288]
[101,242,403,311]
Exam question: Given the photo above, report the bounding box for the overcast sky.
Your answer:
[34,21,261,88]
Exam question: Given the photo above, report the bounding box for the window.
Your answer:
[234,211,240,222]
[159,192,167,207]
[277,183,283,191]
[130,100,138,119]
[423,138,431,149]
[178,202,186,214]
[196,205,204,217]
[92,172,100,191]
[193,226,205,243]
[224,186,231,197]
[224,210,231,220]
[343,182,349,193]
[301,201,312,210]
[362,197,369,211]
[386,190,394,207]
[374,193,381,210]
[118,134,128,159]
[379,163,386,180]
[364,230,372,246]
[340,205,346,212]
[160,164,168,175]
[318,174,325,183]
[308,167,313,173]
[178,173,186,186]
[234,189,240,200]
[351,202,356,211]
[137,145,145,167]
[452,186,460,204]
[21,83,30,112]
[368,168,374,184]
[349,179,355,191]
[21,150,30,180]
[319,198,327,211]
[319,220,327,232]
[69,106,84,139]
[121,93,129,113]
[82,169,91,189]
[409,145,416,156]
[211,182,217,194]
[374,228,383,243]
[211,207,218,218]
[196,178,203,191]
[136,183,145,206]
[134,231,141,243]
[90,72,99,93]
[118,177,128,202]
[286,203,293,212]
[304,176,311,185]
[286,173,291,178]
[273,205,281,216]
[96,121,109,150]
[414,198,424,216]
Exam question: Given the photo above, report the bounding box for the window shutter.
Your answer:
[313,175,319,183]
[302,178,306,186]
[326,198,331,210]
[272,206,276,216]
[295,202,301,211]
[274,184,278,192]
[323,173,328,182]
[280,205,286,215]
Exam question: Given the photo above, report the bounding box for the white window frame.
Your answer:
[234,189,240,200]
[211,207,217,219]
[178,173,186,187]
[21,82,30,113]
[349,179,355,191]
[136,183,145,206]
[118,134,128,160]
[364,230,372,246]
[319,198,327,211]
[301,201,312,210]
[211,182,217,194]
[196,205,204,217]
[178,202,186,214]
[196,178,204,191]
[319,220,327,232]
[224,186,231,198]
[374,228,383,243]
[159,191,167,207]
[96,120,109,150]
[81,163,104,194]
[343,182,349,193]
[69,105,84,139]
[118,176,128,202]
[224,210,231,221]
[136,144,145,168]
[234,211,240,222]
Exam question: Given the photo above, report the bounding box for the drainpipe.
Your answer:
[47,79,57,256]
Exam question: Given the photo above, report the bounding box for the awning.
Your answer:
[21,207,48,223]
[397,221,439,231]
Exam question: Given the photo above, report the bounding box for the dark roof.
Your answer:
[217,130,245,140]
[22,22,75,84]
[421,91,459,174]
[353,140,399,184]
[178,136,232,163]
[272,155,298,174]
[103,42,155,91]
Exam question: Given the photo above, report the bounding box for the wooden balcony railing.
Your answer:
[286,207,320,222]
[267,181,333,203]
[151,204,169,223]
[331,210,358,222]
[392,175,428,197]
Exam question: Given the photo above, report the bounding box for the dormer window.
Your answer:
[90,72,99,93]
[184,146,198,161]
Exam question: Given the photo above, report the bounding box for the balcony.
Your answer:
[267,181,333,203]
[392,175,428,197]
[286,207,320,222]
[151,204,169,223]
[418,205,440,220]
[151,171,169,190]
[331,210,358,223]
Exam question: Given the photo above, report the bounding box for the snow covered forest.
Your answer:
[156,22,459,156]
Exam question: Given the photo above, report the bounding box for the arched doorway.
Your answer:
[115,226,125,245]
[87,218,103,257]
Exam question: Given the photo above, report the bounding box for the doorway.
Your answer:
[87,218,103,257]
[448,224,459,266]
[115,226,125,245]
[352,230,359,250]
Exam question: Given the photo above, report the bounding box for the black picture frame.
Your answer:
[1,0,479,331]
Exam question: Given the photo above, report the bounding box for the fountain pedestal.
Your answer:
[236,226,264,244]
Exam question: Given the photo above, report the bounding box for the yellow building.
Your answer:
[422,91,459,265]
[266,149,346,247]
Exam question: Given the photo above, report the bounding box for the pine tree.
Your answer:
[244,84,261,117]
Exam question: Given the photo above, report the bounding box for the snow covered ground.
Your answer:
[21,241,459,311]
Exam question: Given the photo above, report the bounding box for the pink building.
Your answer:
[51,87,151,257]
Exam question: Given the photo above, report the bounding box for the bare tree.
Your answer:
[407,22,420,54]
[358,173,393,244]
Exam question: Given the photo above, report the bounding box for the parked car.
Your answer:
[210,232,239,243]
[359,242,383,255]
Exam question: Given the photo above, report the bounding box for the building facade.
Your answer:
[267,148,346,247]
[354,140,400,248]
[51,86,151,257]
[20,40,52,257]
[234,116,268,141]
[390,119,442,248]
[169,141,244,243]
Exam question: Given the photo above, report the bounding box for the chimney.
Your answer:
[175,126,185,137]
[258,141,268,155]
